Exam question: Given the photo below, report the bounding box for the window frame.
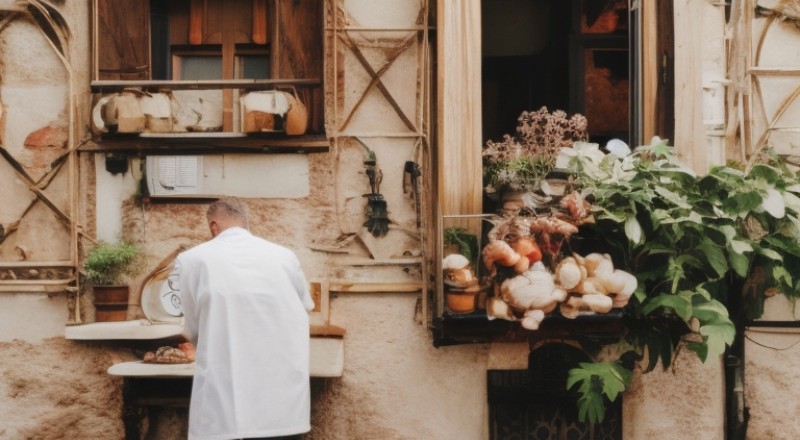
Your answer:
[90,0,325,139]
[434,0,675,343]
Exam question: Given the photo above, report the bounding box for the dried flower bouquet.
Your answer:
[483,107,588,198]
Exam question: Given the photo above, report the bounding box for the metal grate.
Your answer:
[488,344,622,440]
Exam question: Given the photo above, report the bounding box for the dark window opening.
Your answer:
[488,343,622,440]
[482,0,631,147]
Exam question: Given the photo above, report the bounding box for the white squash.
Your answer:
[520,309,546,330]
[500,262,557,310]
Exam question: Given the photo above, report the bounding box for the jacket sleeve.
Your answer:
[176,254,200,344]
[289,253,315,312]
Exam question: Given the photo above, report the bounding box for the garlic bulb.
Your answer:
[442,253,470,270]
[500,262,557,310]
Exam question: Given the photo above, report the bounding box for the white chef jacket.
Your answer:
[176,227,315,440]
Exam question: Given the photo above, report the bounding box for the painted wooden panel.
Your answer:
[96,0,150,80]
[437,0,483,217]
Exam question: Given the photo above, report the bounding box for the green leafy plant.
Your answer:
[567,361,632,424]
[560,139,800,422]
[444,227,479,267]
[84,240,142,286]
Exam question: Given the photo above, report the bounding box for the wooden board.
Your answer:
[108,337,344,377]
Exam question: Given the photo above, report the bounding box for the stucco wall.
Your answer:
[0,1,761,439]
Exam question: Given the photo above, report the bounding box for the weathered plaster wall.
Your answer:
[0,1,762,440]
[623,353,725,439]
[745,328,800,440]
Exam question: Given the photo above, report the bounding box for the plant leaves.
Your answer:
[700,321,736,361]
[567,362,632,424]
[625,217,643,244]
[763,187,786,218]
[696,239,728,278]
[692,298,730,323]
[642,294,692,320]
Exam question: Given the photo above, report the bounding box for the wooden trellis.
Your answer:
[0,3,82,318]
[326,0,432,320]
[729,0,800,165]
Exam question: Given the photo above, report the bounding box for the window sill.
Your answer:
[80,133,329,153]
[65,319,183,340]
[90,78,321,93]
[434,309,625,347]
[107,336,344,378]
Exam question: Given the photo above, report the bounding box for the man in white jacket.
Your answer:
[177,197,315,440]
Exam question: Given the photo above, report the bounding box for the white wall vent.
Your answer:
[146,155,203,196]
[143,154,309,199]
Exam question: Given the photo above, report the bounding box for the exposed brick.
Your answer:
[23,124,68,149]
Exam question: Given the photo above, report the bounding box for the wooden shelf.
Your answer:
[107,336,344,378]
[79,134,329,153]
[90,78,321,93]
[65,319,183,340]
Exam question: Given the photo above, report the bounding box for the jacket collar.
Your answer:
[215,226,250,240]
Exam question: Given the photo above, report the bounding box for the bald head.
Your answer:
[207,197,249,237]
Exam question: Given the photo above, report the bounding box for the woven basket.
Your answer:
[284,87,308,136]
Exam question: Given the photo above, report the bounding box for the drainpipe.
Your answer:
[725,275,749,440]
[725,340,748,440]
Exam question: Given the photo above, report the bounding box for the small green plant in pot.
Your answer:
[84,240,142,322]
[444,227,479,267]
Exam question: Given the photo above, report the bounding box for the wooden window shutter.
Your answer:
[642,0,674,144]
[437,0,484,216]
[252,0,269,44]
[96,0,150,80]
[273,0,324,133]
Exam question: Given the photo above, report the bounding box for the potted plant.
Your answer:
[84,240,142,322]
[554,139,800,423]
[444,227,479,263]
[482,107,588,202]
[442,226,483,314]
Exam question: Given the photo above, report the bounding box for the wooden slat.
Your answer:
[672,0,709,173]
[188,0,203,44]
[273,0,324,133]
[90,78,321,92]
[437,0,483,217]
[78,135,329,152]
[0,279,75,285]
[0,284,72,293]
[0,261,73,268]
[252,0,268,44]
[749,67,800,76]
[641,0,658,142]
[337,32,417,132]
[310,324,346,337]
[96,0,150,80]
[221,0,236,131]
[329,280,422,293]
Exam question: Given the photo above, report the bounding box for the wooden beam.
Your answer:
[252,0,268,44]
[672,0,708,173]
[641,0,658,142]
[437,0,483,217]
[188,0,203,45]
[90,78,321,93]
[0,261,74,268]
[329,280,422,293]
[337,32,417,132]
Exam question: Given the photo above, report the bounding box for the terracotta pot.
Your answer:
[93,285,130,322]
[446,291,477,314]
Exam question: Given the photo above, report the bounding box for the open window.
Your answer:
[482,0,632,146]
[92,0,324,136]
[435,0,674,344]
